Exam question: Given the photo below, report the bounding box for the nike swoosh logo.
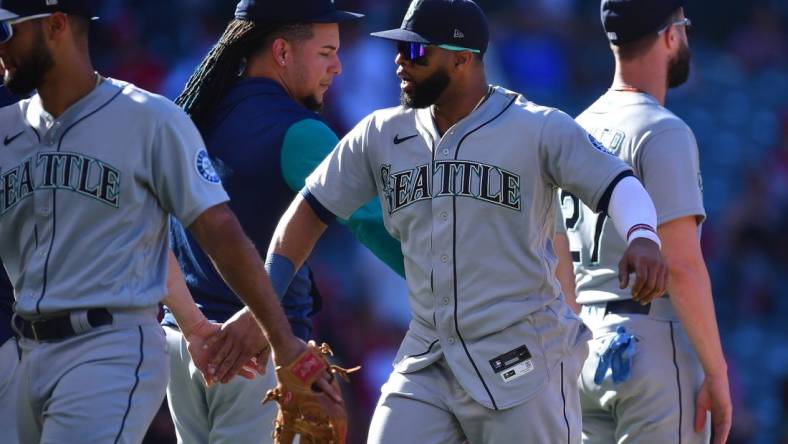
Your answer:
[393,134,419,145]
[4,131,24,146]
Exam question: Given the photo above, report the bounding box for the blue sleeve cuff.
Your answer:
[300,188,337,226]
[264,253,296,301]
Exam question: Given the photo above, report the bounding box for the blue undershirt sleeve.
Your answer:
[281,119,405,277]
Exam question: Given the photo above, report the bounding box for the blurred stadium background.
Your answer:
[6,0,786,443]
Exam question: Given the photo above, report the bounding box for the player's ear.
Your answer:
[452,50,474,71]
[271,37,290,67]
[43,12,69,42]
[661,25,677,51]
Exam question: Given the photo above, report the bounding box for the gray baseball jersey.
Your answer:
[306,86,631,410]
[562,90,705,304]
[0,77,229,318]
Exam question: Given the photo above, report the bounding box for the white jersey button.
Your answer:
[447,337,455,345]
[442,149,449,155]
[440,211,448,220]
[442,297,449,305]
[441,255,449,263]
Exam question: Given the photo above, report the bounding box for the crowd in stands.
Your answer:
[6,0,785,443]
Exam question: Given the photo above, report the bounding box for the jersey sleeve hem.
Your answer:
[657,206,707,227]
[304,176,361,220]
[300,188,339,224]
[178,193,230,228]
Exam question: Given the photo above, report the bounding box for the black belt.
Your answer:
[604,299,651,316]
[14,308,113,341]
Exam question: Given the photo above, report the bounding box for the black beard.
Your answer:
[4,26,53,96]
[667,43,691,88]
[300,95,323,112]
[400,67,451,109]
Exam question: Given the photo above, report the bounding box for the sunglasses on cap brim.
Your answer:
[397,41,481,62]
[0,14,54,44]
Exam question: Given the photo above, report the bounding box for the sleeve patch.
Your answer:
[588,133,615,156]
[195,149,221,184]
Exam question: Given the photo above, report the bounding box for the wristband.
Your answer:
[265,253,296,300]
[627,225,661,249]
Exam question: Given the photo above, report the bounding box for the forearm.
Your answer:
[163,250,206,335]
[268,195,328,269]
[667,260,727,377]
[188,204,293,351]
[659,217,727,378]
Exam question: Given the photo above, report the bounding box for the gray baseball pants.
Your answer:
[579,300,710,444]
[15,307,168,444]
[1,337,20,444]
[164,326,278,444]
[367,343,588,444]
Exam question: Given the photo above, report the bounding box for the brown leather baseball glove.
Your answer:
[263,341,360,444]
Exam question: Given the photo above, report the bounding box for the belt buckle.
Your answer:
[30,321,42,341]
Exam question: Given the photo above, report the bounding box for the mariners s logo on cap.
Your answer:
[195,150,221,183]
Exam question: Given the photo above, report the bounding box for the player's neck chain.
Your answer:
[472,85,494,112]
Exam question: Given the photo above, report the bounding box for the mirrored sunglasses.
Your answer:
[397,41,481,62]
[397,41,428,62]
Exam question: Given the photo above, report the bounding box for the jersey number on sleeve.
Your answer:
[561,191,606,265]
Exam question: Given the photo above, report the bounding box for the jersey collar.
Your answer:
[24,76,119,135]
[414,85,518,144]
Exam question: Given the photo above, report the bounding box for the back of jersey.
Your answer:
[565,90,705,303]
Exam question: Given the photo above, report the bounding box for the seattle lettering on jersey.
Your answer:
[380,160,521,214]
[1,152,121,213]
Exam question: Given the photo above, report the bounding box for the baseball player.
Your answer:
[266,1,670,442]
[560,1,733,443]
[0,85,20,444]
[162,0,406,442]
[0,1,329,443]
[0,85,19,444]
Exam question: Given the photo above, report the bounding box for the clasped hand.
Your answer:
[183,308,271,386]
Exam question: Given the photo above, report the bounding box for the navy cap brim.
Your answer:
[306,10,364,23]
[370,28,430,44]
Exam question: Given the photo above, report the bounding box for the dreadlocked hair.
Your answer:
[175,19,314,130]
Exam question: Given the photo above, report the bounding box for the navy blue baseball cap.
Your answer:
[601,0,685,44]
[371,0,489,54]
[0,0,100,22]
[235,0,363,23]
